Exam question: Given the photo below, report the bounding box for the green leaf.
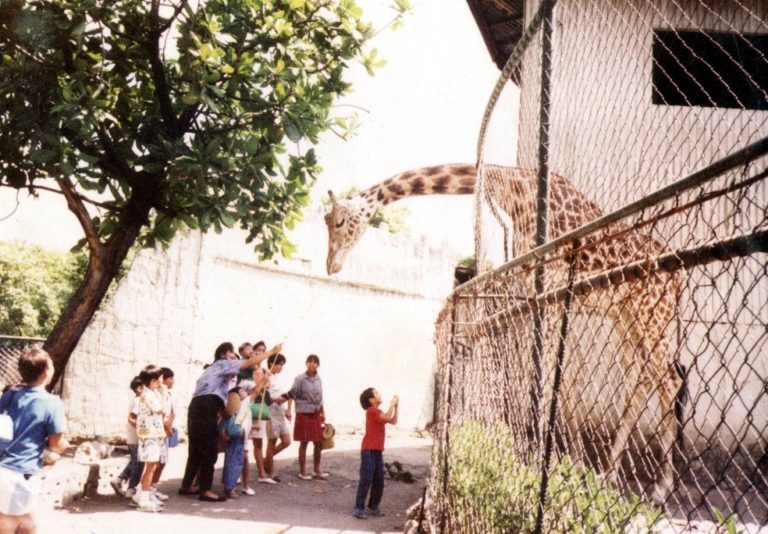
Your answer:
[219,211,235,228]
[284,120,302,142]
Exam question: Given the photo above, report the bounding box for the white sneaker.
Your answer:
[124,487,136,499]
[241,486,255,496]
[137,500,163,513]
[131,493,163,507]
[152,489,169,501]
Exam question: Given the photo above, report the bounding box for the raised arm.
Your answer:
[239,343,283,370]
[382,395,399,425]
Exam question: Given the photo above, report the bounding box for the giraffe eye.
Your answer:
[335,218,345,228]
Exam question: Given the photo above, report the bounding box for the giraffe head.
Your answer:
[324,190,372,275]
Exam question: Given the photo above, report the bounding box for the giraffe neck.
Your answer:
[359,164,478,208]
[355,164,603,251]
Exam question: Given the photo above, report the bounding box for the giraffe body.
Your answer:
[325,164,681,499]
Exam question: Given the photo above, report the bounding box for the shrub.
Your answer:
[446,420,662,533]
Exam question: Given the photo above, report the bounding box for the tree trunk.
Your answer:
[44,187,156,390]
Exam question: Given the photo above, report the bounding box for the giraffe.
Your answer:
[324,163,682,501]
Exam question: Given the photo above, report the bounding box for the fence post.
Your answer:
[529,0,557,455]
[534,249,576,534]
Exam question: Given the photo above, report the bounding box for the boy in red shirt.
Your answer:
[353,388,399,519]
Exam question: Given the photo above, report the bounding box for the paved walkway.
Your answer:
[35,429,432,534]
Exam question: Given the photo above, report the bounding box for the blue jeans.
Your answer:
[354,450,384,512]
[222,436,245,491]
[119,444,144,489]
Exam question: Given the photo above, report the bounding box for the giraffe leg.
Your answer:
[608,365,680,504]
[651,365,683,504]
[607,376,645,489]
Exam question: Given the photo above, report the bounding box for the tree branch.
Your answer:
[4,182,121,211]
[156,0,189,35]
[94,126,143,188]
[58,179,103,253]
[147,3,179,137]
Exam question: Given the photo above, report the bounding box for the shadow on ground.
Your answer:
[38,432,432,534]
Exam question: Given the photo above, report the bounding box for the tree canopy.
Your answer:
[0,241,85,337]
[0,0,399,385]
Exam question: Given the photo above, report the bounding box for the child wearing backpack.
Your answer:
[221,369,268,498]
[220,386,249,499]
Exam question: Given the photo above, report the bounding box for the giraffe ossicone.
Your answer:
[323,163,682,502]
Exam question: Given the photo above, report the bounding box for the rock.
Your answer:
[73,439,113,464]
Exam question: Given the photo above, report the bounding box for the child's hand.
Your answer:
[392,395,399,405]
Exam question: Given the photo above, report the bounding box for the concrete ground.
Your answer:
[35,427,432,534]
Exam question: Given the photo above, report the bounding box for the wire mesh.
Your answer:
[428,1,768,532]
[0,336,43,390]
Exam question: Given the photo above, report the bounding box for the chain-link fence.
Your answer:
[428,1,767,532]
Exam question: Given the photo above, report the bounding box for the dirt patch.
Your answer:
[36,427,432,534]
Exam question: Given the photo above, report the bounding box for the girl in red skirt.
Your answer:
[283,354,327,480]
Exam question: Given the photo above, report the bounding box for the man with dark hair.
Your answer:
[0,348,68,533]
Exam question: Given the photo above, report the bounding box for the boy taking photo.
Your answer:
[353,388,398,520]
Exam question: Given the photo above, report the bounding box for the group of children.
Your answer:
[110,366,176,512]
[220,342,293,499]
[111,341,402,519]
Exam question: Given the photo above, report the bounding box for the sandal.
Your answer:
[313,472,330,479]
[198,493,227,502]
[298,473,312,481]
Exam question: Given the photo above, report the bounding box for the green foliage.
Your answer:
[712,507,743,534]
[457,255,475,269]
[0,0,380,259]
[446,420,662,533]
[0,242,86,336]
[369,204,409,233]
[329,186,410,233]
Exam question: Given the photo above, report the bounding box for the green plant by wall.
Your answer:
[446,420,662,533]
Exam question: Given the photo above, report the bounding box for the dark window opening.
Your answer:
[652,29,768,110]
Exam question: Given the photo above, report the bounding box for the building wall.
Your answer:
[61,213,460,438]
[508,0,768,453]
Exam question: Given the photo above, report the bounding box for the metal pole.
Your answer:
[534,253,577,534]
[530,0,556,452]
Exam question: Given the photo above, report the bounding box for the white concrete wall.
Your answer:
[61,213,460,438]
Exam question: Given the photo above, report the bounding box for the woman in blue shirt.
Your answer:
[179,341,281,502]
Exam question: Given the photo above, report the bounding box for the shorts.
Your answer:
[138,437,168,463]
[268,411,291,440]
[0,465,40,515]
[248,420,268,440]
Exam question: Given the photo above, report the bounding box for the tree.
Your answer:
[0,242,86,337]
[0,0,399,387]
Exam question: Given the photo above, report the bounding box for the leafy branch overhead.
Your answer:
[0,0,400,259]
[0,0,409,385]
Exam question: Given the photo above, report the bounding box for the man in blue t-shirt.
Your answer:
[0,348,68,533]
